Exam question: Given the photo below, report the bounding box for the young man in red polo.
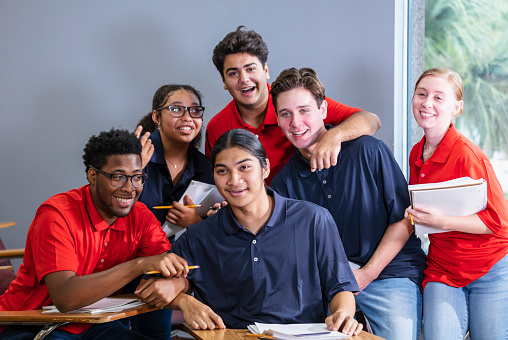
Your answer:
[206,26,381,184]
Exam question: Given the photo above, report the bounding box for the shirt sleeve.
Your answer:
[376,140,411,224]
[465,158,508,235]
[31,205,80,283]
[322,97,360,126]
[135,208,172,257]
[314,208,359,301]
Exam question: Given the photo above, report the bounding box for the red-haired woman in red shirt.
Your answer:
[405,67,508,340]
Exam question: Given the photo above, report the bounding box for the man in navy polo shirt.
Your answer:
[270,68,426,340]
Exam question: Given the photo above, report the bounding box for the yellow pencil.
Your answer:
[145,266,200,275]
[246,334,274,339]
[409,214,414,225]
[153,205,202,209]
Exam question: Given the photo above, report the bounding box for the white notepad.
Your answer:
[408,177,487,236]
[162,180,224,238]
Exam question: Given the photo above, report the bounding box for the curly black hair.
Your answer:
[212,26,269,78]
[82,128,142,173]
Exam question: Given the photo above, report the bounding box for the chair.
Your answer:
[355,310,373,334]
[0,222,24,295]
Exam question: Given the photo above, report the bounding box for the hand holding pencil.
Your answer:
[142,252,189,278]
[163,196,204,229]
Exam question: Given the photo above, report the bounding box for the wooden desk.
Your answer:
[0,222,16,229]
[181,323,385,340]
[0,296,160,340]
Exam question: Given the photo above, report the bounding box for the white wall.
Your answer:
[0,0,397,269]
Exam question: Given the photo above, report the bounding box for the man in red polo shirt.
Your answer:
[0,129,188,340]
[206,26,381,184]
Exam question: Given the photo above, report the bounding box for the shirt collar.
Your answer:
[231,83,278,128]
[415,123,460,168]
[222,188,286,235]
[149,130,203,175]
[84,185,127,232]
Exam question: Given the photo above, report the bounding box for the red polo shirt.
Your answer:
[0,185,171,334]
[205,83,359,184]
[409,124,508,288]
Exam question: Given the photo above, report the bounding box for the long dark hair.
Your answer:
[210,129,268,169]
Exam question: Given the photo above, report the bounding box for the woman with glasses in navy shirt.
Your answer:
[129,84,213,339]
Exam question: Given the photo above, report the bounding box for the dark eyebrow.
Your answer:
[225,63,258,74]
[214,158,253,168]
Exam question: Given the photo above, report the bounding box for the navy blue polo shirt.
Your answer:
[172,189,358,329]
[271,132,425,283]
[138,130,214,225]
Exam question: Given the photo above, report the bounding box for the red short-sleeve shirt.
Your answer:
[409,124,508,288]
[205,83,359,184]
[0,185,171,334]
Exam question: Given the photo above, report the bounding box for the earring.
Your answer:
[157,124,160,131]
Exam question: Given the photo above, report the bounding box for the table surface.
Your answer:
[180,323,385,340]
[0,296,160,325]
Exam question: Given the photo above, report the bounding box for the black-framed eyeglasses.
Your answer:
[89,165,147,188]
[157,105,205,118]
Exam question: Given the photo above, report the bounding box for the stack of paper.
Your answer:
[163,180,224,238]
[247,323,348,339]
[408,177,487,237]
[42,298,145,314]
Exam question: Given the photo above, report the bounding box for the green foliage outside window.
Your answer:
[424,0,508,157]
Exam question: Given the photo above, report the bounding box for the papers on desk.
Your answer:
[408,177,487,237]
[42,298,145,314]
[248,323,348,339]
[162,180,224,237]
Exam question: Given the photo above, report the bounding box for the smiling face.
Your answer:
[412,75,463,133]
[88,154,143,225]
[153,89,203,145]
[222,52,270,112]
[275,88,328,160]
[213,147,270,210]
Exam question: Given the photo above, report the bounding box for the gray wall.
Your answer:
[0,1,397,270]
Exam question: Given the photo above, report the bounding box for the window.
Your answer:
[424,0,508,196]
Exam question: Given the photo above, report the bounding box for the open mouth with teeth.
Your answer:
[115,196,133,208]
[228,188,247,197]
[292,130,308,137]
[240,86,255,94]
[420,111,435,118]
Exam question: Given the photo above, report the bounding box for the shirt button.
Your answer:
[323,180,327,184]
[253,257,259,262]
[104,243,107,246]
[255,135,259,138]
[327,194,332,199]
[421,173,425,177]
[252,240,257,244]
[100,259,104,263]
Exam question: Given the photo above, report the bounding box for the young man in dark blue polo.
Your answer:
[270,67,426,340]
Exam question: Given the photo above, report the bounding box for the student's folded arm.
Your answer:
[353,218,412,292]
[311,110,381,171]
[134,275,190,309]
[45,253,188,312]
[326,291,361,336]
[167,292,226,330]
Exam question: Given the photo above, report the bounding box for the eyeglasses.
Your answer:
[89,165,147,188]
[157,105,205,118]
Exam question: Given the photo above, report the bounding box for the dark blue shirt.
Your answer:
[271,132,425,283]
[172,190,358,329]
[138,130,214,225]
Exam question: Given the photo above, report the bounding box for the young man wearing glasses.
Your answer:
[206,26,382,184]
[0,129,189,340]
